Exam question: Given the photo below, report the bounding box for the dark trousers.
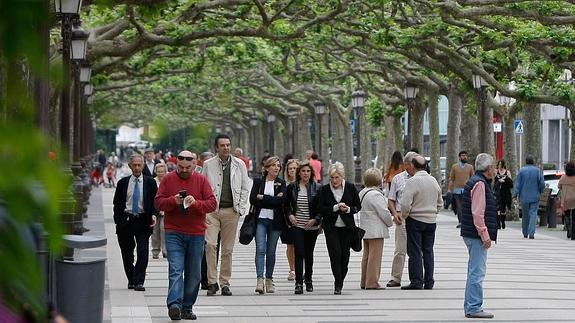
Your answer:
[453,193,463,223]
[405,217,436,288]
[117,224,151,285]
[325,227,351,289]
[292,227,319,284]
[201,233,220,287]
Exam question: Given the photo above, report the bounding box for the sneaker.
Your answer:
[386,280,401,288]
[287,271,295,281]
[181,309,197,320]
[465,311,494,319]
[168,304,181,320]
[206,283,219,296]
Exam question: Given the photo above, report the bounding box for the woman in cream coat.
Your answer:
[358,168,393,289]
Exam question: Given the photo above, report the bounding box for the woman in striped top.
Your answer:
[285,161,321,294]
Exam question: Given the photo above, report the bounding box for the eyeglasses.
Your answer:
[177,156,195,161]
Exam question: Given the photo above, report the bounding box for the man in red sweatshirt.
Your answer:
[155,150,217,320]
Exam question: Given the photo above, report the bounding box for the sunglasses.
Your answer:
[177,156,195,161]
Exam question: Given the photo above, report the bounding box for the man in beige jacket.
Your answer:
[202,134,251,296]
[400,155,443,290]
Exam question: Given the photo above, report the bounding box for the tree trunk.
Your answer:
[295,113,313,160]
[429,93,441,185]
[570,108,575,165]
[394,115,403,153]
[359,105,371,174]
[503,108,517,177]
[410,95,426,152]
[477,92,495,155]
[524,102,542,166]
[446,86,463,189]
[275,120,285,158]
[331,109,354,182]
[461,103,479,158]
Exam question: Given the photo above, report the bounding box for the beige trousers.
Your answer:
[151,215,166,257]
[361,238,384,289]
[390,221,407,283]
[205,208,239,286]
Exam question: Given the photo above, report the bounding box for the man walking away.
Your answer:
[449,151,474,228]
[202,134,251,296]
[461,153,498,319]
[400,155,443,290]
[513,156,545,239]
[155,151,217,320]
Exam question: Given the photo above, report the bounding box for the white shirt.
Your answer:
[388,171,411,212]
[146,160,155,175]
[125,175,144,213]
[330,180,347,227]
[258,180,276,220]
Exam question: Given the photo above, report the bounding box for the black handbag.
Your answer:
[239,205,257,245]
[350,226,366,252]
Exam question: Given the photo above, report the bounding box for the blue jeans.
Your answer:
[255,218,281,279]
[463,237,488,315]
[521,202,538,238]
[165,232,204,311]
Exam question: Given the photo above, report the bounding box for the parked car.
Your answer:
[518,170,562,219]
[128,140,152,151]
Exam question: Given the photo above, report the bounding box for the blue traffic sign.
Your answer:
[514,120,524,134]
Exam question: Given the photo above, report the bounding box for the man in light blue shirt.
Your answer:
[513,156,545,239]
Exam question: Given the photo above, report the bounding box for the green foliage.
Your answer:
[366,98,384,127]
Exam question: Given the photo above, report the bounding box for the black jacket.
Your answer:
[142,159,160,177]
[113,175,157,233]
[316,181,361,232]
[285,181,321,225]
[250,177,287,231]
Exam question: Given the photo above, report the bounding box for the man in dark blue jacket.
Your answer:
[460,153,498,319]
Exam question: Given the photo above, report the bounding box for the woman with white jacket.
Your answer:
[358,168,393,289]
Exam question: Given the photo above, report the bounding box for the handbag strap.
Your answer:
[360,188,382,204]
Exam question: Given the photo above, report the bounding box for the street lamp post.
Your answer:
[404,82,419,150]
[71,25,89,161]
[54,0,83,159]
[314,100,326,159]
[250,115,259,175]
[472,74,489,153]
[267,114,276,154]
[288,112,298,155]
[352,89,366,185]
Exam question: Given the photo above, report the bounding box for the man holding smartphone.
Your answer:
[155,150,217,320]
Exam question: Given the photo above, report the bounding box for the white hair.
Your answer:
[328,161,345,178]
[475,153,494,172]
[403,151,418,164]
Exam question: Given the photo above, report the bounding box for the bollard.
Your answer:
[56,235,106,323]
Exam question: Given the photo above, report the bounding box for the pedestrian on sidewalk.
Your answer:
[513,156,545,239]
[250,156,287,294]
[558,161,575,240]
[448,151,474,228]
[386,151,417,288]
[285,161,321,294]
[461,153,498,319]
[358,168,393,290]
[316,162,361,295]
[282,158,298,282]
[112,154,158,292]
[384,150,404,190]
[151,163,168,259]
[400,155,443,290]
[202,134,251,296]
[493,160,513,229]
[155,151,217,320]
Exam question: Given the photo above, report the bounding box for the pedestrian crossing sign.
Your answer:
[514,120,524,134]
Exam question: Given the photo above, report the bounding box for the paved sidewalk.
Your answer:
[96,186,575,323]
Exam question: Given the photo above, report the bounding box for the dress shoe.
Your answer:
[424,285,434,290]
[168,304,181,320]
[181,309,197,320]
[401,284,423,290]
[294,283,303,294]
[465,311,494,319]
[152,254,159,259]
[206,283,219,296]
[200,282,209,290]
[221,286,232,296]
[163,253,167,258]
[134,284,146,291]
[128,283,135,290]
[305,282,313,292]
[529,236,535,239]
[386,280,401,288]
[334,288,342,295]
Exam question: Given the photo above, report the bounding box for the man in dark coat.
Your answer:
[460,153,498,319]
[113,154,157,291]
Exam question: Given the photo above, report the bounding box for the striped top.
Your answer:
[295,185,319,230]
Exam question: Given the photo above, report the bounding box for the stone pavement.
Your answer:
[88,186,575,323]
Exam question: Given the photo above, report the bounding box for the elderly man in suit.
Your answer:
[113,154,158,291]
[142,147,160,177]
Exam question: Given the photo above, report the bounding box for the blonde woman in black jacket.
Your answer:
[316,162,361,294]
